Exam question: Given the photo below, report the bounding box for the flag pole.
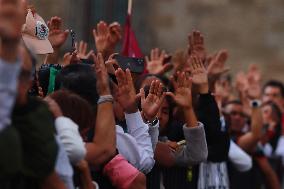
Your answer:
[127,0,132,15]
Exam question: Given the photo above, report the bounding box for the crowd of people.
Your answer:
[1,0,284,189]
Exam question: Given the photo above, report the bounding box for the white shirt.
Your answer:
[55,135,75,189]
[275,136,284,166]
[229,140,252,172]
[116,111,158,174]
[55,116,86,165]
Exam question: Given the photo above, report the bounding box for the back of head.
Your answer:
[49,90,94,132]
[56,63,99,108]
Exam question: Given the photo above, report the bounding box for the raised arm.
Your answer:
[45,16,69,64]
[93,21,122,59]
[114,68,155,173]
[85,53,116,166]
[139,79,166,150]
[190,54,230,162]
[237,102,263,153]
[166,70,208,166]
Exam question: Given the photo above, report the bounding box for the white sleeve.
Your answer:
[115,111,155,174]
[275,136,284,166]
[147,120,159,151]
[275,136,284,155]
[0,58,21,132]
[55,116,86,165]
[229,140,252,172]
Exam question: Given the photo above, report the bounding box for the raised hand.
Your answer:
[190,55,209,94]
[47,16,69,49]
[92,53,111,96]
[146,48,173,75]
[93,21,108,53]
[235,71,249,94]
[75,41,94,60]
[115,68,138,113]
[246,64,261,99]
[93,21,122,57]
[108,22,122,45]
[105,53,119,74]
[140,80,165,122]
[188,30,206,61]
[166,72,193,109]
[207,49,229,78]
[63,51,81,66]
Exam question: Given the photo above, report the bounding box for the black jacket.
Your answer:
[147,93,230,189]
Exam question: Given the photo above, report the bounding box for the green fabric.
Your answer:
[47,67,59,95]
[12,97,58,180]
[0,126,22,177]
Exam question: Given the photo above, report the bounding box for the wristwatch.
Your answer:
[146,117,159,126]
[250,100,262,108]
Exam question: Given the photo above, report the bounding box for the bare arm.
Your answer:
[85,53,116,166]
[154,142,176,168]
[76,160,96,189]
[41,171,66,189]
[255,157,281,189]
[237,105,262,153]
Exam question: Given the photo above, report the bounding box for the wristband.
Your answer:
[146,117,159,127]
[97,95,114,104]
[250,100,261,108]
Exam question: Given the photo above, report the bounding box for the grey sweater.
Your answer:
[160,122,208,166]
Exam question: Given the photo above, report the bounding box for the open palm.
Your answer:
[146,48,172,75]
[166,72,193,109]
[207,49,229,77]
[140,80,165,121]
[190,55,208,85]
[115,68,138,113]
[47,17,69,48]
[188,30,206,61]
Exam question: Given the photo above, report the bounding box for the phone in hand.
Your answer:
[113,54,145,73]
[70,29,76,52]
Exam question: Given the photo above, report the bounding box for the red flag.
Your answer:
[121,14,143,58]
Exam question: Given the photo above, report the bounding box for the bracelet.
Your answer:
[146,117,159,127]
[97,95,114,104]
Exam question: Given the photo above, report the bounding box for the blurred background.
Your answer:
[31,0,284,81]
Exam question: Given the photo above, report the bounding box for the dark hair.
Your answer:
[49,90,95,132]
[263,80,284,97]
[135,74,169,93]
[38,64,62,96]
[224,100,243,107]
[262,101,282,124]
[56,63,99,109]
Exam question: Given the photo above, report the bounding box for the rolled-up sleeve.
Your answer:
[174,122,208,166]
[0,58,21,131]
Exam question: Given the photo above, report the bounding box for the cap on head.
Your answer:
[22,9,53,54]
